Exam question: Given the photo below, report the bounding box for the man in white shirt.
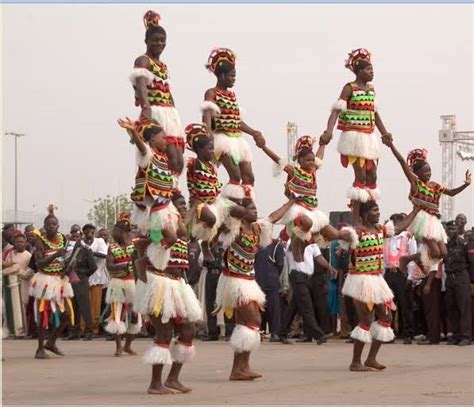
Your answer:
[285,242,335,345]
[82,224,109,336]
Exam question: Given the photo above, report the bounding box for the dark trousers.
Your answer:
[288,271,325,340]
[385,269,415,338]
[421,277,442,343]
[279,294,298,338]
[311,272,329,334]
[70,279,93,335]
[261,289,281,335]
[446,271,472,341]
[205,269,234,338]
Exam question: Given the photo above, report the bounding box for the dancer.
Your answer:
[185,122,245,259]
[257,135,357,262]
[130,10,185,182]
[215,197,293,380]
[104,213,141,357]
[29,205,74,359]
[321,48,392,203]
[118,117,179,271]
[135,192,202,394]
[342,201,397,371]
[384,141,471,268]
[201,47,266,200]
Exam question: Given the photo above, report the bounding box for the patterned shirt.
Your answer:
[350,225,389,275]
[187,158,221,204]
[337,82,376,134]
[285,165,318,209]
[109,243,136,279]
[211,88,241,136]
[39,234,66,274]
[410,179,445,218]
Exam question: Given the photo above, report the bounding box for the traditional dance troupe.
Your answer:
[28,10,471,393]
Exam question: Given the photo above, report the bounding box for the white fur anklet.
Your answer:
[350,324,372,343]
[370,321,395,343]
[230,324,261,353]
[143,342,173,365]
[169,338,196,363]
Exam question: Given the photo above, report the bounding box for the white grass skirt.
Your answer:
[215,273,266,310]
[278,203,330,234]
[408,210,447,243]
[151,105,184,138]
[337,130,380,160]
[135,272,202,323]
[29,272,74,301]
[106,278,136,305]
[214,132,252,164]
[342,273,394,304]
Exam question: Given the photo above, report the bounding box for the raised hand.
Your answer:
[465,170,472,185]
[117,117,135,131]
[319,130,333,145]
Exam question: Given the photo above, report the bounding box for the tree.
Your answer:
[87,194,133,231]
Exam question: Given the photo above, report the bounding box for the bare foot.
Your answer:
[229,369,255,381]
[123,348,137,356]
[147,386,174,395]
[35,349,50,359]
[364,360,386,370]
[349,362,373,372]
[114,348,123,357]
[44,342,64,356]
[245,368,263,379]
[164,378,192,393]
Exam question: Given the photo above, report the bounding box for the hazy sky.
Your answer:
[2,4,473,228]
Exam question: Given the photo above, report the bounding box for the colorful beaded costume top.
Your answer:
[187,158,222,205]
[285,166,318,209]
[109,243,136,279]
[410,179,445,219]
[134,55,175,108]
[39,233,66,274]
[211,89,241,136]
[224,225,264,278]
[166,238,189,272]
[337,82,376,134]
[349,225,389,275]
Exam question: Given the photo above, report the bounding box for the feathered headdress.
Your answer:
[294,136,315,161]
[407,148,428,169]
[143,10,161,29]
[185,123,209,151]
[206,47,236,74]
[345,48,372,72]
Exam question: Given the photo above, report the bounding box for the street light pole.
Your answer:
[5,132,26,223]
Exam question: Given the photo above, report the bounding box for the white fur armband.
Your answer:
[258,218,274,249]
[200,100,221,116]
[332,99,347,112]
[314,157,323,169]
[136,144,153,169]
[339,226,359,250]
[384,220,395,238]
[273,158,288,177]
[129,68,156,86]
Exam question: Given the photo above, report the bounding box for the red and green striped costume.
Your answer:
[224,226,263,278]
[166,238,189,273]
[39,234,66,274]
[285,165,318,210]
[134,55,175,108]
[187,158,222,205]
[337,82,376,134]
[109,243,136,280]
[410,179,445,219]
[350,226,388,275]
[212,88,241,136]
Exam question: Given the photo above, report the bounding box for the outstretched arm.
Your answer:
[259,144,282,165]
[117,118,148,156]
[315,143,326,160]
[241,121,265,147]
[320,84,352,145]
[375,112,391,139]
[444,170,471,196]
[267,200,294,224]
[385,140,417,189]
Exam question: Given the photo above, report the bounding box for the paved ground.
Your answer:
[2,338,473,406]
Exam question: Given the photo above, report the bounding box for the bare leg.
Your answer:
[221,155,242,184]
[291,237,308,263]
[437,241,447,258]
[425,239,440,260]
[200,206,217,228]
[239,161,255,186]
[114,335,123,356]
[148,315,173,395]
[165,322,195,393]
[364,341,385,370]
[350,302,373,372]
[123,334,137,355]
[44,312,69,356]
[35,326,49,359]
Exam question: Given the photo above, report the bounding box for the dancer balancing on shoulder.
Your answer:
[201,47,266,201]
[342,201,398,372]
[134,192,202,395]
[118,117,179,271]
[384,140,471,270]
[214,197,293,381]
[257,135,358,262]
[29,205,74,359]
[185,123,245,260]
[103,212,141,357]
[320,48,392,206]
[130,10,185,185]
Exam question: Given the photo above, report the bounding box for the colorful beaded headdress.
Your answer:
[46,204,58,220]
[133,118,162,142]
[185,123,209,151]
[143,10,161,29]
[407,148,428,169]
[117,212,132,230]
[206,48,236,74]
[294,136,315,160]
[345,48,372,72]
